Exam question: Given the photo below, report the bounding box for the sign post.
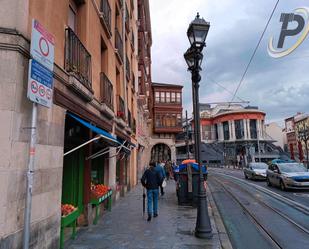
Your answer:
[23,20,54,249]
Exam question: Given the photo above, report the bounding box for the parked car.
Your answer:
[244,162,268,180]
[266,162,309,190]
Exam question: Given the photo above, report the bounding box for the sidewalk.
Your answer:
[66,180,232,249]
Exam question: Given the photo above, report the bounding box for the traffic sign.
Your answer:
[27,59,54,108]
[30,19,55,71]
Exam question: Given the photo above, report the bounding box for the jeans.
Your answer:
[147,188,159,216]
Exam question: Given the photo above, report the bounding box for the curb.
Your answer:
[207,184,233,249]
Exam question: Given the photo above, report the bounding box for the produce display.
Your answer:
[61,204,76,217]
[91,183,111,199]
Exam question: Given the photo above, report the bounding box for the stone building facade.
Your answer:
[0,0,146,248]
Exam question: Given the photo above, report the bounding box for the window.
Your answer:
[235,120,244,139]
[176,93,181,103]
[177,114,182,126]
[155,92,160,103]
[166,92,170,103]
[214,124,218,140]
[171,92,176,102]
[154,113,182,128]
[68,6,77,31]
[155,115,162,127]
[250,119,257,139]
[223,121,230,140]
[160,92,165,103]
[202,125,212,141]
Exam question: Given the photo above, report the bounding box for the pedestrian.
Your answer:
[141,161,163,221]
[155,161,166,196]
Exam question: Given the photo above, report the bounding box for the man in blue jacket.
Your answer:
[155,161,166,196]
[141,162,163,221]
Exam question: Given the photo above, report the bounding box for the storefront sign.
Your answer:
[30,19,55,71]
[27,59,54,108]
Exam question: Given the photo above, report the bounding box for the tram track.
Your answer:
[209,175,309,249]
[212,170,309,215]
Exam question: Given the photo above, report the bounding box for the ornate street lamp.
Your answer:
[184,13,212,239]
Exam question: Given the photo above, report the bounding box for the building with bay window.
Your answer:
[145,83,183,163]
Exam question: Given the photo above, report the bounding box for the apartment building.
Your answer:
[0,0,144,248]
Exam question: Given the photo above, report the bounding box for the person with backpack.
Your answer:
[141,161,163,221]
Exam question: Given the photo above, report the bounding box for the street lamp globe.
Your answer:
[187,13,210,50]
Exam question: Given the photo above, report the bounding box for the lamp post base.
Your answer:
[194,181,213,239]
[195,229,213,239]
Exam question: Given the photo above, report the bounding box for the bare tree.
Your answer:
[297,123,309,169]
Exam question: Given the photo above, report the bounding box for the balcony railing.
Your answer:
[117,95,125,120]
[126,55,130,80]
[100,0,111,34]
[132,72,135,92]
[131,31,135,50]
[100,72,113,110]
[133,118,136,134]
[65,27,92,88]
[128,110,132,128]
[125,4,130,32]
[115,28,123,62]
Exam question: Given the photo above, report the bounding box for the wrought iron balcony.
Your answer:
[100,0,111,35]
[117,95,125,120]
[125,4,130,32]
[128,110,132,128]
[126,55,130,80]
[131,31,135,50]
[65,27,92,89]
[132,118,136,134]
[115,28,123,62]
[100,72,113,110]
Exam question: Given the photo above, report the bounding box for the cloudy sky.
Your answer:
[149,0,309,125]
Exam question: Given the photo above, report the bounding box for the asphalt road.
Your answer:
[208,167,309,249]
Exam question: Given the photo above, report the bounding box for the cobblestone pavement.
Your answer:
[66,180,225,249]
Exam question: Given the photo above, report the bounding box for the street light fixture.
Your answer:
[184,13,212,239]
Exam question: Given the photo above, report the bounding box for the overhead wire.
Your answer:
[230,0,280,103]
[207,76,247,102]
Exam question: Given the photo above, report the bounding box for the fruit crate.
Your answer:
[90,189,113,205]
[90,189,113,225]
[60,208,79,249]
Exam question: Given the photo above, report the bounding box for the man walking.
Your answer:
[141,162,163,221]
[155,161,166,196]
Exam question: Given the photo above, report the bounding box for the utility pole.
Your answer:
[185,110,190,159]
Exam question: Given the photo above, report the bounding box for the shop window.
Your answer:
[61,150,84,212]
